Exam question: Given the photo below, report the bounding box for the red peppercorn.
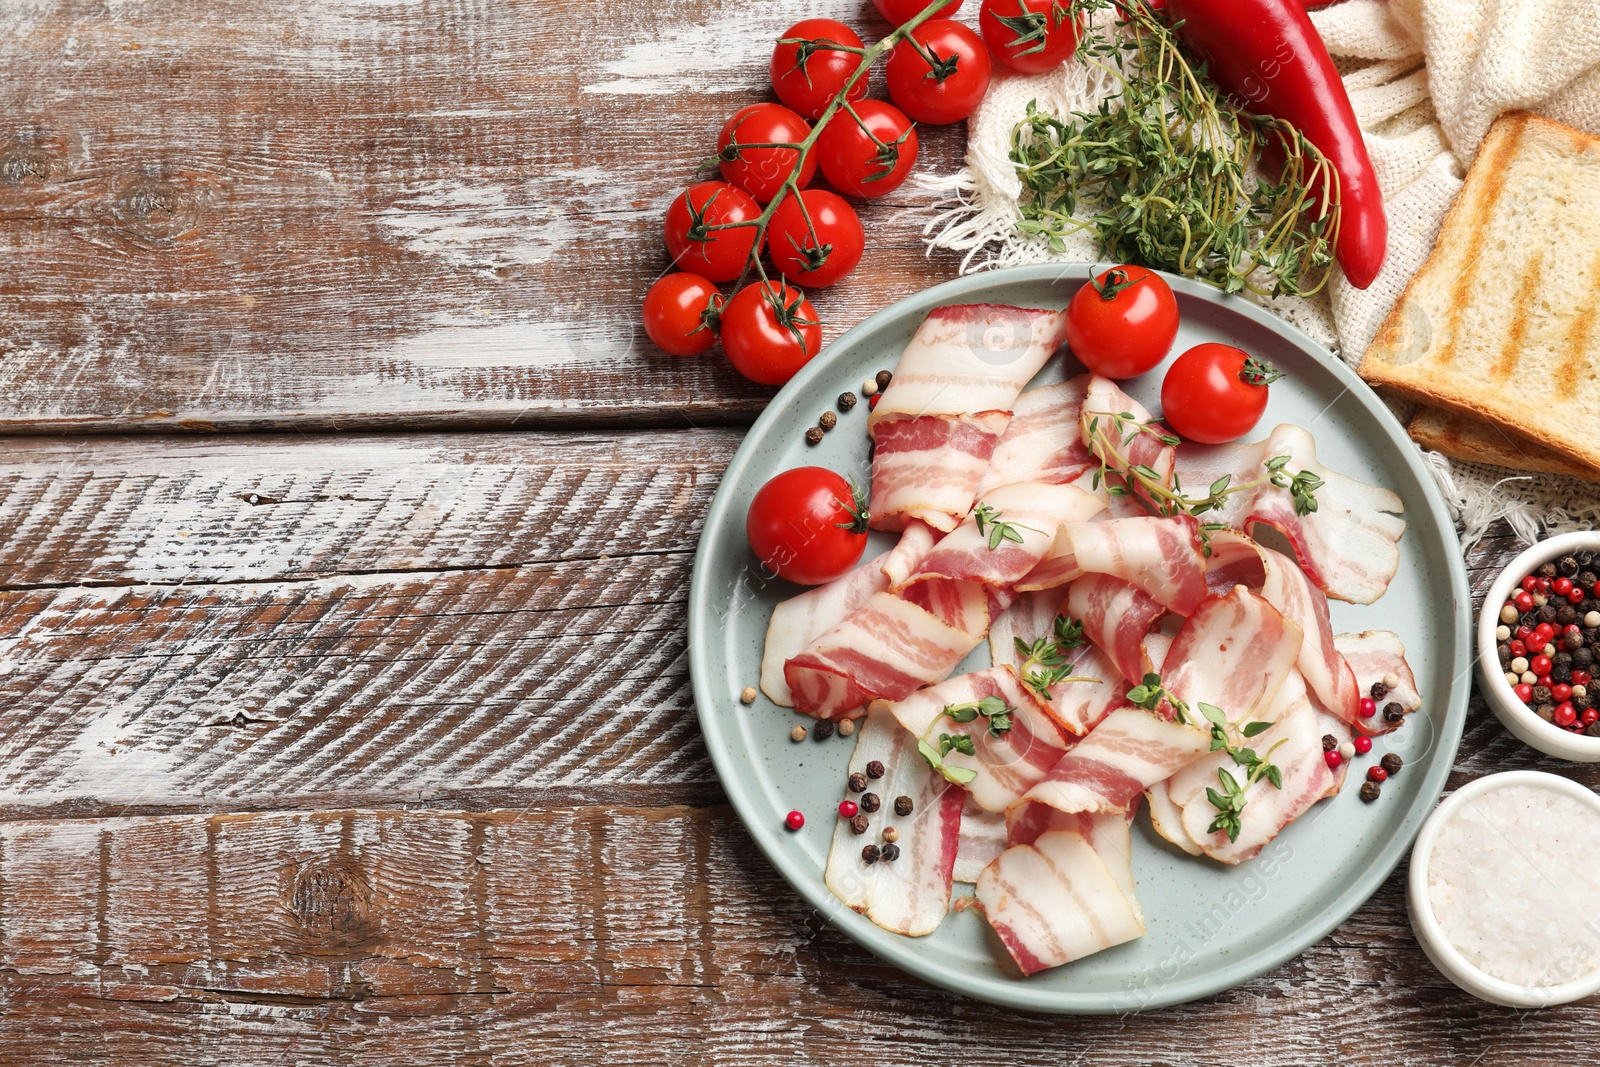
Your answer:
[1510,639,1528,657]
[1553,683,1573,702]
[1515,683,1534,702]
[1555,703,1577,727]
[1555,577,1574,596]
[1358,698,1376,718]
[1323,750,1342,769]
[1576,670,1593,686]
[1353,735,1373,755]
[1367,765,1388,783]
[1540,576,1554,593]
[838,800,858,818]
[1515,592,1535,612]
[1535,623,1557,643]
[1539,674,1554,689]
[1532,654,1553,675]
[1517,626,1535,643]
[1570,588,1586,605]
[785,810,805,830]
[1584,708,1599,727]
[1523,575,1540,593]
[868,393,880,410]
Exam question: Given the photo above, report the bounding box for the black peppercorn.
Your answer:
[1533,685,1553,704]
[1380,753,1403,776]
[838,391,857,413]
[813,720,835,741]
[1383,702,1405,724]
[1521,611,1540,630]
[1558,604,1580,626]
[1539,603,1559,624]
[818,410,838,431]
[1537,703,1556,722]
[1560,556,1580,577]
[1359,781,1381,802]
[1578,692,1597,712]
[859,792,881,813]
[861,844,880,864]
[1580,551,1596,568]
[1578,648,1595,668]
[880,842,901,862]
[894,795,913,817]
[865,760,885,779]
[1587,721,1600,737]
[848,772,867,793]
[1370,682,1389,701]
[805,426,824,446]
[1498,643,1513,666]
[1321,734,1338,752]
[1555,651,1574,669]
[1539,561,1559,578]
[1555,666,1575,685]
[1581,571,1598,589]
[849,813,869,835]
[875,370,893,391]
[1567,631,1586,652]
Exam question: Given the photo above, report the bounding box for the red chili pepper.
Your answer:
[1162,0,1387,289]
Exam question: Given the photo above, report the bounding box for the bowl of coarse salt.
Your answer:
[1409,770,1600,1006]
[1478,531,1600,761]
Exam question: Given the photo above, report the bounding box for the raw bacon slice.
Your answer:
[880,520,940,590]
[1336,630,1421,734]
[1163,586,1304,723]
[868,304,1070,428]
[868,304,1070,533]
[976,809,1144,975]
[976,376,1098,495]
[1171,425,1405,605]
[876,666,1074,813]
[1020,514,1208,616]
[1066,574,1166,685]
[1015,704,1212,816]
[989,590,1122,737]
[869,412,1012,533]
[760,549,891,707]
[908,482,1105,591]
[1079,375,1177,510]
[987,589,1063,668]
[825,704,965,936]
[953,799,1009,884]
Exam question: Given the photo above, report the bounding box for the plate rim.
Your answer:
[687,262,1471,1014]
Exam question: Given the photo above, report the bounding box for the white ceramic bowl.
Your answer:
[1409,770,1600,1006]
[1477,531,1600,761]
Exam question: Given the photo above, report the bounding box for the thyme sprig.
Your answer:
[1008,0,1340,297]
[940,694,1017,738]
[972,503,1041,550]
[1014,614,1094,700]
[917,694,1017,786]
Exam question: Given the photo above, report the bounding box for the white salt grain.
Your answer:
[1428,784,1600,987]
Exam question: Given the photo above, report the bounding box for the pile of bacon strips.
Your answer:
[757,303,1417,976]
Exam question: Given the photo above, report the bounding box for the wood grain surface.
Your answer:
[0,0,966,433]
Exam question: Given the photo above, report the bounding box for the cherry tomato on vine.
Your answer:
[817,99,919,198]
[718,103,816,203]
[746,467,870,586]
[885,19,992,126]
[980,0,1081,74]
[663,181,760,282]
[872,0,962,24]
[766,190,864,289]
[1160,343,1283,444]
[770,19,868,121]
[722,281,822,385]
[642,273,722,356]
[1065,265,1179,379]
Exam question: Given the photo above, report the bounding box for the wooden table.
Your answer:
[2,1,1595,1062]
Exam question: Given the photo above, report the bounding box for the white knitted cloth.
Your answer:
[921,0,1600,546]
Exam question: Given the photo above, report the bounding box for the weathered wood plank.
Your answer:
[0,0,967,432]
[0,806,1595,1066]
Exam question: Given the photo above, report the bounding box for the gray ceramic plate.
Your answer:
[687,263,1470,1013]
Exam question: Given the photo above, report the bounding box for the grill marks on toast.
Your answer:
[1438,113,1528,367]
[1489,249,1543,382]
[1554,241,1600,400]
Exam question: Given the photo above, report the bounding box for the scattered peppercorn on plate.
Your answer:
[688,264,1471,1013]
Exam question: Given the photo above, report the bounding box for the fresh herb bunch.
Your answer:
[1015,614,1091,699]
[1008,0,1341,296]
[917,694,1017,786]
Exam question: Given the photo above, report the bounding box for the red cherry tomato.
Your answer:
[766,190,864,289]
[1160,343,1283,444]
[1065,266,1179,379]
[979,0,1081,74]
[885,19,991,126]
[770,19,868,120]
[641,273,722,356]
[873,0,961,24]
[663,181,759,282]
[721,281,822,386]
[718,103,816,203]
[817,99,920,198]
[746,467,870,585]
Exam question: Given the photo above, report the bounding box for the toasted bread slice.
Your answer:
[1408,405,1600,481]
[1360,112,1600,472]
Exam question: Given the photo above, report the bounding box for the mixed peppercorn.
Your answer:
[1317,674,1407,803]
[803,370,890,445]
[1494,553,1600,735]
